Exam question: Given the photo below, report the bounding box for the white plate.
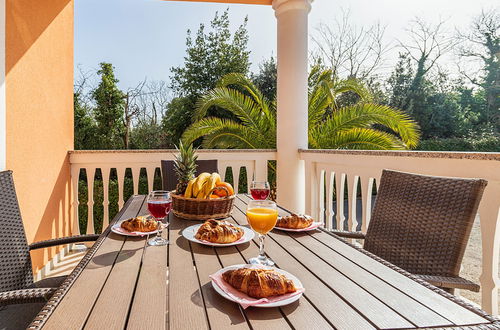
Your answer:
[111,219,166,237]
[211,264,304,308]
[273,221,323,232]
[182,224,254,247]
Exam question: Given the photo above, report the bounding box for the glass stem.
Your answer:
[258,234,266,260]
[156,218,162,240]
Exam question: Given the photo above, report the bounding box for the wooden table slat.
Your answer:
[310,230,490,325]
[191,241,249,329]
[42,195,146,330]
[84,197,150,329]
[168,219,210,330]
[126,229,169,330]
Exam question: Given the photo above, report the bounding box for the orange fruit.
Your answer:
[214,182,234,197]
[210,194,220,199]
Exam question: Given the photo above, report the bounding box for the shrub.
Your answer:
[418,134,500,152]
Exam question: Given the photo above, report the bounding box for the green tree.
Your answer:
[182,71,420,150]
[165,10,251,145]
[170,9,250,98]
[91,62,126,149]
[386,54,467,138]
[251,56,277,101]
[161,97,194,147]
[457,9,499,131]
[74,91,98,150]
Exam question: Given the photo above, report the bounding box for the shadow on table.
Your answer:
[85,236,145,269]
[191,283,298,324]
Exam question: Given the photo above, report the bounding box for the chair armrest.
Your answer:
[29,234,100,251]
[0,288,56,307]
[329,230,366,239]
[416,274,480,292]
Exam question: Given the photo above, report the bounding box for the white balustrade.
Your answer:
[69,149,276,236]
[300,149,500,315]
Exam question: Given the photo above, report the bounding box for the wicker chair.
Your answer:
[0,170,99,329]
[332,169,487,293]
[161,159,218,191]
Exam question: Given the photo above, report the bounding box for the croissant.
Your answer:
[195,219,244,243]
[276,214,314,229]
[222,268,297,298]
[121,216,158,232]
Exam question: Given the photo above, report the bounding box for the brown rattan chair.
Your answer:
[161,159,218,191]
[0,170,99,329]
[332,169,487,293]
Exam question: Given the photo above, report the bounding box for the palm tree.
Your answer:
[182,69,420,150]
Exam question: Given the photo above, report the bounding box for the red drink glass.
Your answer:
[250,181,270,200]
[147,190,171,246]
[147,200,172,220]
[250,188,270,200]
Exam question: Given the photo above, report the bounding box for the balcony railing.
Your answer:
[69,148,499,314]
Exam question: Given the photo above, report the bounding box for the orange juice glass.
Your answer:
[246,200,278,266]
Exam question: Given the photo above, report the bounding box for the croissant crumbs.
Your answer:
[222,267,297,298]
[120,216,158,233]
[195,219,244,244]
[276,214,314,229]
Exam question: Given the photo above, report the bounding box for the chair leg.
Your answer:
[442,287,455,295]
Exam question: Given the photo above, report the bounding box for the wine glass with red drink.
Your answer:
[147,190,172,246]
[250,181,270,200]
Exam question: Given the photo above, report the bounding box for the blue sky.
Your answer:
[75,0,498,90]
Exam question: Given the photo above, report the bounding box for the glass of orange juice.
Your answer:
[246,200,278,266]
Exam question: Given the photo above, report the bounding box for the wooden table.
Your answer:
[34,195,499,330]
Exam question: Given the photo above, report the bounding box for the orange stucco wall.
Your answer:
[6,0,74,271]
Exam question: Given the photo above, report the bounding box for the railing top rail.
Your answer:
[299,149,500,161]
[70,149,277,154]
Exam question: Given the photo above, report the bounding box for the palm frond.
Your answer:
[310,127,407,150]
[194,87,268,130]
[182,117,274,149]
[331,78,374,102]
[308,79,333,128]
[217,73,265,104]
[319,103,420,148]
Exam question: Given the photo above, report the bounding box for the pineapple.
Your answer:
[173,141,198,195]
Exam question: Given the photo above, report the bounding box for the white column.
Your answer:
[273,0,311,213]
[0,0,5,170]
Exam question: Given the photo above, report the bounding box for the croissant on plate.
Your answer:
[195,219,244,243]
[222,267,297,298]
[276,214,314,229]
[120,216,158,232]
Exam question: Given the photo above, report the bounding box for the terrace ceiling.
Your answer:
[162,0,272,5]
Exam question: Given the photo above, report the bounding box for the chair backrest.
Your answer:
[364,169,487,277]
[0,170,34,292]
[161,160,218,191]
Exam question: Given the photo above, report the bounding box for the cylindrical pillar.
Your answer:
[273,0,311,213]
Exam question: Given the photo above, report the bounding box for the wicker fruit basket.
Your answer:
[171,187,234,220]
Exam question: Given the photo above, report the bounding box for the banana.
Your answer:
[204,173,220,197]
[192,172,211,196]
[196,181,208,199]
[212,172,222,184]
[184,179,195,198]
